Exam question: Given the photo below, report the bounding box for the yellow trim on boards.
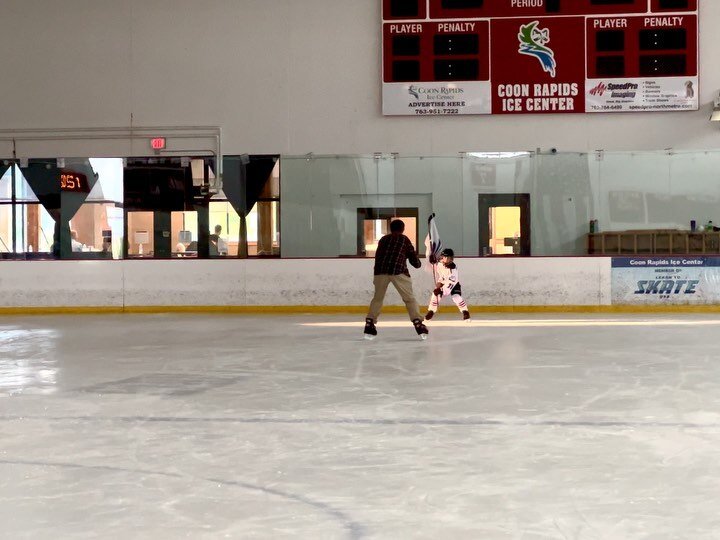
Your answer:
[0,306,125,315]
[2,304,720,316]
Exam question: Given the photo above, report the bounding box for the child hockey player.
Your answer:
[425,248,470,321]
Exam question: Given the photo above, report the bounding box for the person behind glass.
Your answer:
[70,230,83,252]
[101,237,113,258]
[209,225,228,256]
[364,219,429,340]
[425,248,470,321]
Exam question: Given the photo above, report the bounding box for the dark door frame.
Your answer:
[478,194,531,256]
[356,207,419,256]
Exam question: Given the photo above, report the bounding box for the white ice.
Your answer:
[2,313,720,539]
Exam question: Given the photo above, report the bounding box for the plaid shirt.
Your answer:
[374,233,421,276]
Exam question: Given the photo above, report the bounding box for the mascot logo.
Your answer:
[518,21,557,78]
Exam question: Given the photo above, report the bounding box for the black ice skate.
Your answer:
[424,311,434,321]
[364,318,377,340]
[413,318,429,340]
[462,310,470,321]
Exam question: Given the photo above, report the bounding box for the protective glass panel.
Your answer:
[69,158,124,259]
[281,155,387,257]
[0,204,11,252]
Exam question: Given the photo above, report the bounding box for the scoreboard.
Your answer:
[382,0,698,115]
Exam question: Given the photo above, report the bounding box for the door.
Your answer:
[479,194,531,256]
[357,208,419,257]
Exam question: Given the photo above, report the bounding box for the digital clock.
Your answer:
[60,171,90,193]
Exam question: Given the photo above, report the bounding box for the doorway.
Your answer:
[479,194,531,256]
[357,208,419,257]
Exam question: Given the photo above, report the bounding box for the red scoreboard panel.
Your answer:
[428,0,649,18]
[381,0,699,115]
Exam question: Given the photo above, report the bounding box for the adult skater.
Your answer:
[364,219,429,340]
[424,248,470,321]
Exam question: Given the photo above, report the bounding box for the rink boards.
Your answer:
[1,257,720,312]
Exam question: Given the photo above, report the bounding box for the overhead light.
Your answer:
[710,93,720,121]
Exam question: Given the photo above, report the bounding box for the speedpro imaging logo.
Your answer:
[518,21,556,78]
[589,82,607,96]
[589,81,638,98]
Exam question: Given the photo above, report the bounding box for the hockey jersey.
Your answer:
[435,262,460,295]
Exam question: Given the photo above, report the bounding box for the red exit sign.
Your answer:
[150,137,166,150]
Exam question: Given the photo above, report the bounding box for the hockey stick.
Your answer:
[427,213,442,309]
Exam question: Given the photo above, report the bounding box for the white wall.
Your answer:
[0,259,610,309]
[0,0,717,156]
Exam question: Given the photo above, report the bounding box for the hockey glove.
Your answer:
[433,287,443,297]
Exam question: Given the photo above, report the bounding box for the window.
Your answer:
[127,212,153,257]
[0,164,55,258]
[212,157,280,257]
[68,158,124,259]
[123,157,198,259]
[171,211,198,257]
[209,200,240,257]
[0,154,280,261]
[0,160,119,260]
[0,167,14,254]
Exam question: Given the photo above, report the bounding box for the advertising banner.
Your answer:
[586,77,698,113]
[611,257,720,305]
[382,81,491,116]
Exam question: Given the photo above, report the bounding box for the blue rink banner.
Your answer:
[612,257,720,305]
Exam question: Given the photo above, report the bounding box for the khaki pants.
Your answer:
[367,274,422,323]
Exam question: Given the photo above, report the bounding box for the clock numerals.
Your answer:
[60,173,85,192]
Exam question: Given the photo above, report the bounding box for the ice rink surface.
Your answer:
[2,313,720,539]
